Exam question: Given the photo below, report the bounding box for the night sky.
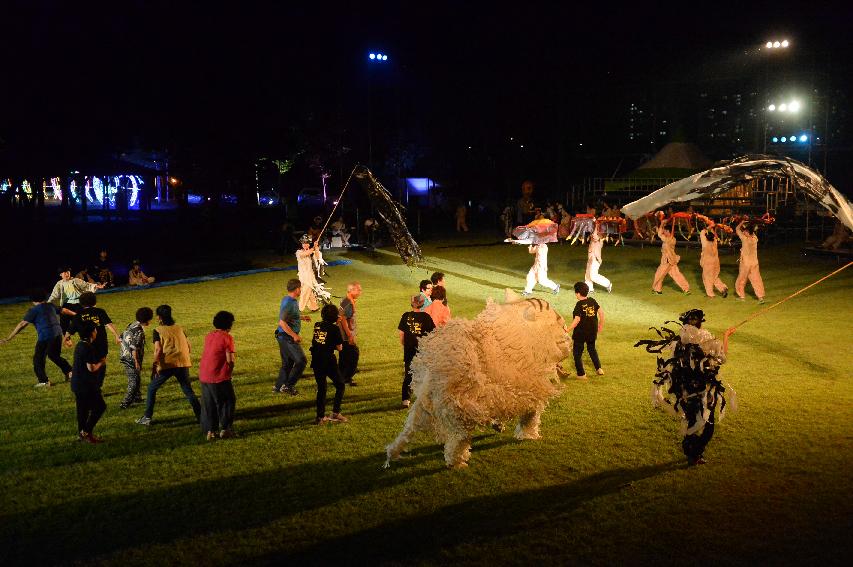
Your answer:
[3,1,852,175]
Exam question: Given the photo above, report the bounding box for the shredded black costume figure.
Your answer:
[634,309,737,466]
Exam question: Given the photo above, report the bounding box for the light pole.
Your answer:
[367,52,389,168]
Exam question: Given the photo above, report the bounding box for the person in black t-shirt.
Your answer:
[397,294,436,408]
[310,305,347,424]
[567,282,606,379]
[71,320,107,443]
[64,292,120,387]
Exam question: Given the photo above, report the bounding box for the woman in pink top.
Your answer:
[424,285,451,327]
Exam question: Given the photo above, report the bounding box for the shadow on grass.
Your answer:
[255,460,685,565]
[0,439,515,564]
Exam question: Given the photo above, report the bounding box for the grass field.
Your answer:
[1,237,851,565]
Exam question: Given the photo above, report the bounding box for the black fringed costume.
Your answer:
[634,310,737,465]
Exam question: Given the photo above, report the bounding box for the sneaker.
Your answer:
[735,296,745,302]
[652,290,662,295]
[219,429,237,439]
[66,371,72,382]
[314,416,331,425]
[722,288,728,298]
[577,375,588,380]
[521,291,532,298]
[696,457,707,465]
[552,284,560,295]
[683,289,691,295]
[606,283,613,294]
[80,432,102,444]
[596,368,605,376]
[758,298,766,304]
[330,413,349,423]
[35,381,52,388]
[136,416,152,426]
[347,381,358,387]
[282,386,299,396]
[401,400,411,409]
[206,431,217,441]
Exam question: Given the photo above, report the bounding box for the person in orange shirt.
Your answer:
[735,220,765,303]
[424,285,451,327]
[652,218,690,294]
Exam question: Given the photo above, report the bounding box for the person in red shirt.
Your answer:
[199,311,237,440]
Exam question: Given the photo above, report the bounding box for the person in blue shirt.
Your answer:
[0,289,74,386]
[273,279,312,395]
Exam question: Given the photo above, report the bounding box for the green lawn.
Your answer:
[1,238,851,565]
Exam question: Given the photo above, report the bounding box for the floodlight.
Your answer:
[382,54,388,60]
[369,53,376,60]
[778,103,787,112]
[766,41,773,48]
[799,134,808,142]
[781,137,787,142]
[781,40,789,47]
[768,104,776,111]
[772,137,779,143]
[788,100,800,112]
[773,41,781,48]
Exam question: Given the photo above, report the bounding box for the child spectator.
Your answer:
[418,280,434,309]
[118,307,154,409]
[64,292,121,388]
[424,285,451,327]
[71,320,107,443]
[199,311,237,440]
[136,304,201,425]
[397,294,436,408]
[128,260,156,286]
[566,282,605,379]
[310,304,347,424]
[0,288,74,386]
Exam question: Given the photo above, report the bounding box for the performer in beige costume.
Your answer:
[523,243,560,296]
[584,228,612,294]
[652,219,690,294]
[735,220,765,302]
[699,228,728,298]
[296,236,320,312]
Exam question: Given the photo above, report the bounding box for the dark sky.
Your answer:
[2,1,851,160]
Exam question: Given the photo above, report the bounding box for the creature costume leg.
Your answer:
[748,264,765,298]
[384,399,433,467]
[682,397,715,465]
[524,267,537,294]
[536,267,559,292]
[588,258,611,291]
[514,409,543,440]
[667,264,690,292]
[652,259,670,292]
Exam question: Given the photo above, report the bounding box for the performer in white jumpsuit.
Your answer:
[523,243,559,296]
[699,228,728,298]
[584,228,612,294]
[735,220,765,302]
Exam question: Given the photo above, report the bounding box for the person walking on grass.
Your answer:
[118,307,154,409]
[311,304,348,425]
[71,320,107,444]
[522,242,560,297]
[338,281,362,386]
[0,289,74,387]
[274,279,312,395]
[699,228,729,298]
[64,292,121,388]
[652,218,690,295]
[584,226,612,294]
[398,294,436,408]
[735,220,766,303]
[566,282,605,380]
[199,311,237,440]
[136,305,200,426]
[48,266,104,333]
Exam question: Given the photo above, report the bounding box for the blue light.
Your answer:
[799,134,808,142]
[780,137,787,142]
[771,137,779,143]
[369,53,376,60]
[382,54,388,61]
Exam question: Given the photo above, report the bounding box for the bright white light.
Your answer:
[790,134,797,140]
[772,137,779,143]
[766,41,773,48]
[799,134,808,142]
[781,137,787,142]
[773,41,781,48]
[520,145,524,148]
[382,54,388,61]
[781,40,789,47]
[778,103,787,112]
[768,104,776,111]
[369,53,376,60]
[788,100,800,112]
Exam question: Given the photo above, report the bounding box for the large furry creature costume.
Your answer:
[385,290,572,469]
[635,309,737,465]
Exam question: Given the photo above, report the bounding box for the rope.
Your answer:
[723,260,853,352]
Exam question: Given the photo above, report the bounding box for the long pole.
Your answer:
[317,165,359,240]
